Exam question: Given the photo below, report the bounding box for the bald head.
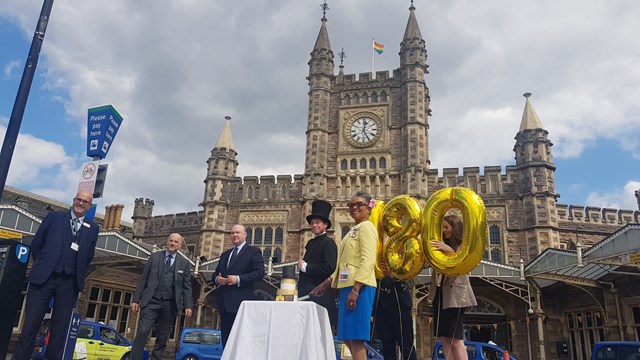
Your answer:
[166,233,183,254]
[72,190,94,217]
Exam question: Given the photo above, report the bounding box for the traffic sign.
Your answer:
[86,105,123,159]
[77,160,99,194]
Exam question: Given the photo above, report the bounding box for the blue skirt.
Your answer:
[337,285,375,341]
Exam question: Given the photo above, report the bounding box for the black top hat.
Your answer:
[306,199,332,229]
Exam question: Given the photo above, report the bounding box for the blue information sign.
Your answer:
[87,105,123,159]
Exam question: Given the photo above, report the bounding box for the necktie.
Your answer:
[228,246,238,266]
[165,254,172,267]
[72,218,79,236]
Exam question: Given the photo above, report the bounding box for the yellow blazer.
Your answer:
[330,220,378,289]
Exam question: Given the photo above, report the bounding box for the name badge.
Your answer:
[82,222,91,228]
[71,242,79,251]
[339,269,350,282]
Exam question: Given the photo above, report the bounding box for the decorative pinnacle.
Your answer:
[321,1,329,20]
[338,48,346,65]
[523,92,532,98]
[225,115,231,121]
[410,0,415,10]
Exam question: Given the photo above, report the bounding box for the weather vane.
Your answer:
[321,1,329,19]
[338,48,347,66]
[410,0,415,9]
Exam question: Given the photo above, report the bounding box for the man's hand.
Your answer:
[227,275,239,286]
[131,303,139,313]
[185,309,193,318]
[297,258,305,270]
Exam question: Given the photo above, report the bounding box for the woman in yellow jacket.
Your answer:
[311,191,378,360]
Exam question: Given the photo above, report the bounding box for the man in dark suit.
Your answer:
[214,224,264,348]
[298,199,338,327]
[131,233,193,360]
[12,190,99,360]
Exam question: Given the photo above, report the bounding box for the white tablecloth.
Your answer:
[221,301,336,360]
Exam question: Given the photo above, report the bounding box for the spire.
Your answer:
[313,9,331,52]
[519,93,544,132]
[403,2,423,42]
[214,116,234,150]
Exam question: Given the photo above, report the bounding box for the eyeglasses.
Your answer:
[347,201,367,208]
[74,197,92,206]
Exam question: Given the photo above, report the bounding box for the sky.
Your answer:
[1,0,639,220]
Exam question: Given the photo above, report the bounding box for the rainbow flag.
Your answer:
[373,41,384,55]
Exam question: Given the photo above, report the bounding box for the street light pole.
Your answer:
[0,0,55,200]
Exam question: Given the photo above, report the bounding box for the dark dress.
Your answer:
[432,278,465,340]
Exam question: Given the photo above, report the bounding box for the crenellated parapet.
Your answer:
[425,166,520,197]
[220,174,305,203]
[556,204,640,226]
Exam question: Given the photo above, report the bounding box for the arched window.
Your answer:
[489,225,501,245]
[353,94,360,104]
[379,157,387,168]
[254,228,263,245]
[350,159,357,169]
[275,227,283,245]
[343,95,350,105]
[246,227,253,245]
[360,158,367,169]
[363,93,369,104]
[342,225,350,239]
[381,91,388,102]
[341,160,348,170]
[371,92,378,103]
[264,227,273,245]
[491,249,502,263]
[370,158,376,169]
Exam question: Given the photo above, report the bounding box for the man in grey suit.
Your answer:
[130,233,193,360]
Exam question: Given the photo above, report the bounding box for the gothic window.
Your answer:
[263,247,272,264]
[254,228,263,245]
[264,227,273,245]
[275,227,283,244]
[363,93,369,104]
[370,158,376,169]
[483,249,489,260]
[342,225,350,239]
[246,227,253,244]
[381,91,388,102]
[466,297,505,315]
[353,94,360,104]
[341,160,347,170]
[273,247,283,263]
[360,158,367,169]
[379,157,387,168]
[350,159,357,169]
[371,92,378,103]
[490,248,502,263]
[343,95,350,105]
[489,225,501,245]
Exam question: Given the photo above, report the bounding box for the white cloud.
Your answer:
[586,181,640,211]
[3,60,20,78]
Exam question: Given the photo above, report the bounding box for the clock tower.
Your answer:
[303,3,431,203]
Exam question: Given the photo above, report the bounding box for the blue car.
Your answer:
[174,328,223,360]
[433,340,519,360]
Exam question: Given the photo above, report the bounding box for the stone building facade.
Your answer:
[125,4,640,359]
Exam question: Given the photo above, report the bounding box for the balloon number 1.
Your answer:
[372,187,487,279]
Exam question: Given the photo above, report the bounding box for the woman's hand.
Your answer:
[310,278,331,296]
[430,239,454,254]
[346,286,360,311]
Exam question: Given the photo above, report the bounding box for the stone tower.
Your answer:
[132,198,154,240]
[199,116,238,258]
[513,93,560,259]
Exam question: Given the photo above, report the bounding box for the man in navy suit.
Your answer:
[130,233,193,360]
[12,190,100,360]
[214,224,264,348]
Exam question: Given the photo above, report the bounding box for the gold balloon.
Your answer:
[422,187,487,276]
[381,195,425,280]
[369,200,386,279]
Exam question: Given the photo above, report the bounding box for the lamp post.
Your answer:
[0,0,55,200]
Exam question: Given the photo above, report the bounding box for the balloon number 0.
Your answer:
[372,187,487,279]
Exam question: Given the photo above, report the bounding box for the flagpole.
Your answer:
[372,37,375,80]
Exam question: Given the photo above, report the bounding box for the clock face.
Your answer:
[348,117,379,147]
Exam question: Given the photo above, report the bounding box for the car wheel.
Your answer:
[182,356,198,360]
[121,353,131,360]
